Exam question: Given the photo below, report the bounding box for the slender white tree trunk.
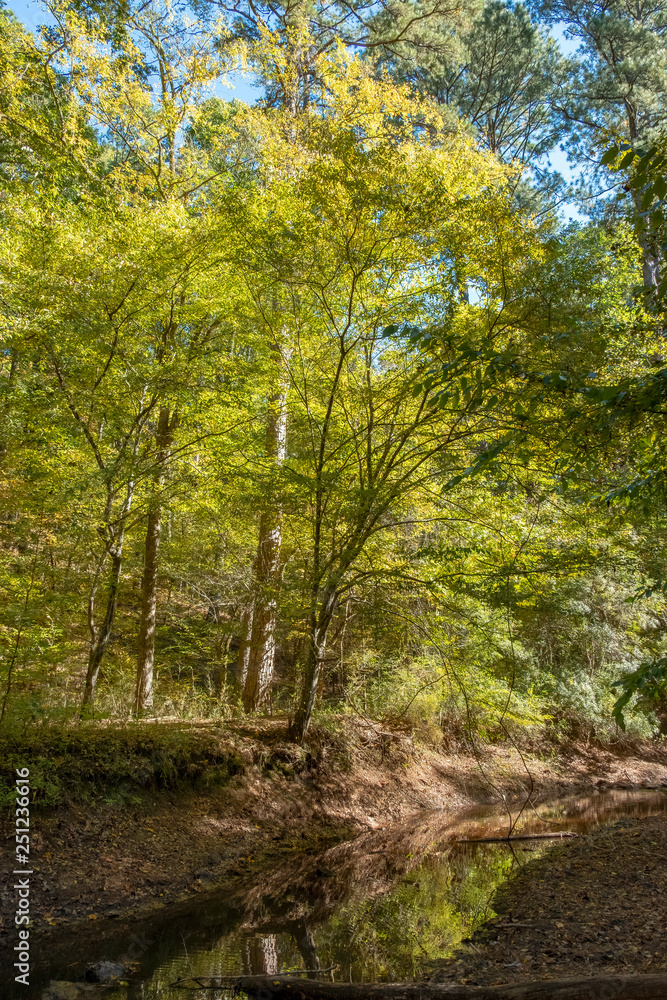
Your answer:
[242,355,288,712]
[133,406,179,715]
[237,605,253,691]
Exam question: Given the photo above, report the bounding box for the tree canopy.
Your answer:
[1,0,667,742]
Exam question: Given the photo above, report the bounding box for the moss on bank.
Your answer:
[0,723,247,809]
[0,716,361,811]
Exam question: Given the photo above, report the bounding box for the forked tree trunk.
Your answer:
[71,385,144,712]
[290,586,337,742]
[81,472,137,711]
[289,919,320,975]
[81,545,124,709]
[289,628,326,743]
[242,358,288,712]
[133,407,178,715]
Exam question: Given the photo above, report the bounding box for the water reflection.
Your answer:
[7,788,667,1000]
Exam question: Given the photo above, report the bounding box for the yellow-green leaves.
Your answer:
[0,1,232,202]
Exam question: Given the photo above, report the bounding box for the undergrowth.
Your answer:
[0,723,246,811]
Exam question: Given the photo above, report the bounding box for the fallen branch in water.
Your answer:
[170,970,337,991]
[219,973,667,1000]
[453,833,577,844]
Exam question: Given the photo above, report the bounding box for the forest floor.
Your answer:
[427,813,667,985]
[1,716,667,962]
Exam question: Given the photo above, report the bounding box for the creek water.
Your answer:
[7,787,667,1000]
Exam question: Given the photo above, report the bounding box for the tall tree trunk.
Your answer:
[81,545,124,708]
[631,188,662,293]
[625,108,661,295]
[133,406,178,715]
[239,19,304,710]
[289,919,320,976]
[290,585,337,742]
[242,511,284,711]
[245,936,278,975]
[641,241,661,293]
[0,349,18,465]
[81,462,139,710]
[242,355,288,712]
[237,605,253,692]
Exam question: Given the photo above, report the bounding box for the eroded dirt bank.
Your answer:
[429,813,667,987]
[1,718,667,955]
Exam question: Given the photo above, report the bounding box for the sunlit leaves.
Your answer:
[612,656,667,730]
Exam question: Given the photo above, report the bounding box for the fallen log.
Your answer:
[219,973,667,1000]
[453,834,577,845]
[170,973,336,991]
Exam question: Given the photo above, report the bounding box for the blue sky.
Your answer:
[7,0,262,102]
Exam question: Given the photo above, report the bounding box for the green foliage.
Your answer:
[612,656,667,731]
[382,1,564,168]
[0,724,245,809]
[316,848,514,980]
[0,0,665,755]
[529,0,667,217]
[603,138,667,304]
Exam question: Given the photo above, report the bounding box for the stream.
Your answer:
[5,787,667,1000]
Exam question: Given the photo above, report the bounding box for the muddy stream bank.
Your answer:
[3,787,667,1000]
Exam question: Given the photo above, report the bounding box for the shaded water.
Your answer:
[7,787,667,999]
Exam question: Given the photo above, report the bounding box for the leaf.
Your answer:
[600,145,619,166]
[641,189,655,210]
[585,384,620,403]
